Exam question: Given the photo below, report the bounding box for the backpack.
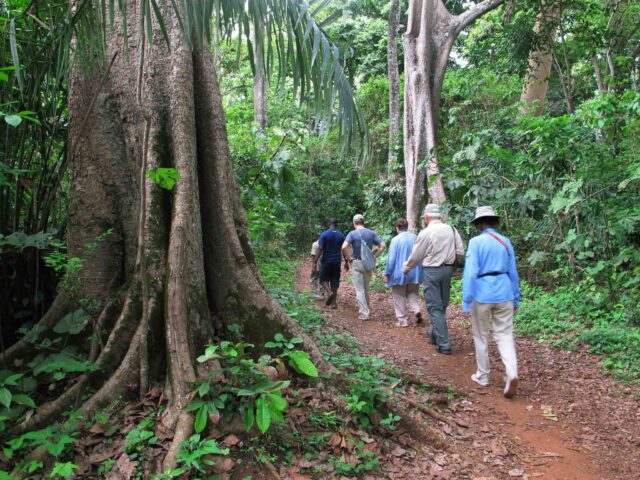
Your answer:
[357,230,376,272]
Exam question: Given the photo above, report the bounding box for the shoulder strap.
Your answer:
[485,231,509,254]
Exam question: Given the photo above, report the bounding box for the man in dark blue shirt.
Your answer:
[316,219,346,308]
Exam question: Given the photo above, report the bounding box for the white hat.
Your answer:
[471,206,500,223]
[422,204,441,217]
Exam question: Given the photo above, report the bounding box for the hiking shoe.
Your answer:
[471,373,489,387]
[503,377,518,399]
[415,312,424,325]
[436,346,452,355]
[325,293,336,307]
[330,302,337,310]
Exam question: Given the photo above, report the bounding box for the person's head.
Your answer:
[395,217,408,233]
[353,214,365,227]
[422,204,441,226]
[471,206,500,232]
[328,218,338,229]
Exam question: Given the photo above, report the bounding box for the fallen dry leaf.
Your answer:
[391,445,407,457]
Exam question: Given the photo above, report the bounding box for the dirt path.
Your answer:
[296,262,640,480]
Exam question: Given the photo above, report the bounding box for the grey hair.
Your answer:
[352,214,365,225]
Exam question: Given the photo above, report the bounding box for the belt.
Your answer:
[478,271,506,278]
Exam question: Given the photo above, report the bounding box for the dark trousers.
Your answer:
[423,265,453,350]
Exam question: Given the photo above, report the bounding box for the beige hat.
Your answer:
[422,204,441,217]
[471,206,500,224]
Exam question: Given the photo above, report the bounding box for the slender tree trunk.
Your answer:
[4,1,326,469]
[387,0,401,177]
[592,55,606,94]
[253,17,268,130]
[520,1,561,115]
[402,0,504,231]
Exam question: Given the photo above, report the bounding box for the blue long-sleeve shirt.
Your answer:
[462,228,520,312]
[384,231,422,287]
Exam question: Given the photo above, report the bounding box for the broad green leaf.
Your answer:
[4,115,21,127]
[268,393,288,412]
[255,395,270,433]
[194,404,208,433]
[241,403,254,431]
[11,394,36,409]
[287,351,318,377]
[53,309,89,335]
[146,168,180,191]
[48,462,77,478]
[0,388,11,408]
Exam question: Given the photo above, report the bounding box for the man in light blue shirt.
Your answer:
[462,206,521,399]
[384,218,423,327]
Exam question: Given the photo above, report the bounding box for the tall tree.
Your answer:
[1,0,362,469]
[403,0,505,231]
[387,0,402,177]
[252,14,268,130]
[519,1,561,115]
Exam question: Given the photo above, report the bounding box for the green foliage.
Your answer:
[146,168,181,191]
[191,337,317,435]
[329,440,380,476]
[153,434,229,479]
[516,284,640,383]
[265,333,318,377]
[125,414,158,459]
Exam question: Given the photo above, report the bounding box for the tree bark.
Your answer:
[592,56,607,95]
[403,0,504,231]
[252,17,268,130]
[520,1,561,116]
[387,0,401,177]
[4,1,327,469]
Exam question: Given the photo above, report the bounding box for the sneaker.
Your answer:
[471,373,489,387]
[359,315,369,321]
[395,321,409,328]
[503,377,518,399]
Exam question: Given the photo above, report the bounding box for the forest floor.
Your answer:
[296,261,640,480]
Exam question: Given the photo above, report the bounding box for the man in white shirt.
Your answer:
[403,204,464,354]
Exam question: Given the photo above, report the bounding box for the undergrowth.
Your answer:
[515,283,640,385]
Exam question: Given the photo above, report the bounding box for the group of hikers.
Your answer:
[309,204,521,399]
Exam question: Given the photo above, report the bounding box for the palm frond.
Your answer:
[67,0,369,155]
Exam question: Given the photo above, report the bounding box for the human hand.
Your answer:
[513,307,519,314]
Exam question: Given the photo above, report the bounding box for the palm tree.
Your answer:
[2,0,364,469]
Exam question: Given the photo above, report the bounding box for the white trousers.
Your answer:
[391,284,420,324]
[352,260,372,319]
[471,300,518,384]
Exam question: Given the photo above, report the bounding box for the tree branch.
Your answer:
[455,0,506,34]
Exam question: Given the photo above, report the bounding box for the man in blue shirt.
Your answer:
[342,214,386,320]
[462,206,521,398]
[384,218,423,327]
[316,219,346,309]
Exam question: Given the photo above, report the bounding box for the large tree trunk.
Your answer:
[387,0,401,178]
[403,0,504,231]
[520,1,561,115]
[3,1,326,469]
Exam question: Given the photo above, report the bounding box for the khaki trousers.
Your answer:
[352,260,372,319]
[391,284,420,324]
[470,300,518,384]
